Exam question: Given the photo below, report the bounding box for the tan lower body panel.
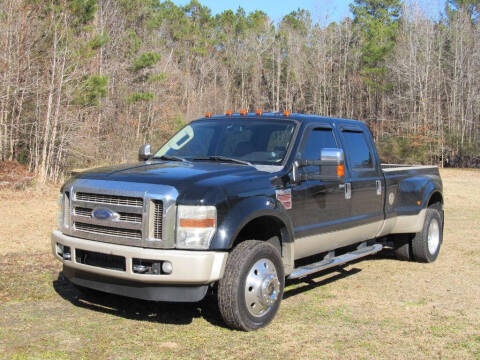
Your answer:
[294,220,383,260]
[376,209,426,237]
[52,230,228,284]
[293,209,427,260]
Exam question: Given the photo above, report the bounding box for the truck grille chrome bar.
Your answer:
[75,222,142,239]
[153,201,163,240]
[74,207,142,223]
[76,192,143,207]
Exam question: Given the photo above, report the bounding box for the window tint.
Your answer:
[173,126,216,157]
[300,128,337,174]
[301,128,337,160]
[154,120,296,165]
[342,131,374,169]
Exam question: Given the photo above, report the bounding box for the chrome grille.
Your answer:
[65,182,176,249]
[153,201,163,239]
[74,207,142,223]
[74,222,142,239]
[76,192,143,207]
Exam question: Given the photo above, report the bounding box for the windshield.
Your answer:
[154,119,296,165]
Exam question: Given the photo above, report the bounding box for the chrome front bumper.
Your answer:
[51,230,228,285]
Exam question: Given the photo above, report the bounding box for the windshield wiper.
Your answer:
[153,155,189,162]
[192,156,252,166]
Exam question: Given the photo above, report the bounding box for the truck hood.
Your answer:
[69,160,280,204]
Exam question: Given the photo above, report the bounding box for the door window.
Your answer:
[300,128,337,173]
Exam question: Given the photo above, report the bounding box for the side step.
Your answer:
[288,243,383,280]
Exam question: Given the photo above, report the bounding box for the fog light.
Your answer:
[57,243,71,260]
[162,261,173,274]
[133,264,149,274]
[56,243,64,257]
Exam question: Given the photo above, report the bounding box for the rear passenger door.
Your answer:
[339,127,384,238]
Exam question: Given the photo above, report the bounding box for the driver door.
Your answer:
[290,125,351,259]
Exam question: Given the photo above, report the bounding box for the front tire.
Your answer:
[411,207,443,263]
[217,240,285,331]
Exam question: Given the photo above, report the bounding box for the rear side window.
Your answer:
[342,130,374,169]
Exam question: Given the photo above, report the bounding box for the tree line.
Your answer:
[0,0,479,182]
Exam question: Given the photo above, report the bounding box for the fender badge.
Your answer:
[276,189,292,210]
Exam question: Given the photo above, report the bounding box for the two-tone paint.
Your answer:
[56,113,443,290]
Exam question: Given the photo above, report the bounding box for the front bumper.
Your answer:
[52,230,228,301]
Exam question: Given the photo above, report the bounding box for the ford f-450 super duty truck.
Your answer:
[52,112,444,331]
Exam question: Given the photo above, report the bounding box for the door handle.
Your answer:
[376,180,382,196]
[345,182,351,200]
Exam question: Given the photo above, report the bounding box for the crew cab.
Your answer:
[52,112,444,331]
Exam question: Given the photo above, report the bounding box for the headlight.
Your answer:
[176,205,217,249]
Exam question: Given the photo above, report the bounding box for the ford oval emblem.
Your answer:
[92,208,119,221]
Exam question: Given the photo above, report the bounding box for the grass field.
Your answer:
[0,169,479,360]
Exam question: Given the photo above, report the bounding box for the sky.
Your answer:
[171,0,447,24]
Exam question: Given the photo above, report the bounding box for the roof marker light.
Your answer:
[205,112,212,118]
[283,110,291,117]
[256,110,263,116]
[225,110,233,116]
[239,109,248,116]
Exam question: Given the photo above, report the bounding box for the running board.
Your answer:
[288,243,383,280]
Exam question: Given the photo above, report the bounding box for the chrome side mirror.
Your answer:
[292,148,345,183]
[138,144,152,161]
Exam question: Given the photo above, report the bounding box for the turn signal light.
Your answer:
[179,218,216,228]
[256,110,263,115]
[240,109,248,116]
[225,110,233,116]
[205,112,212,118]
[283,110,291,117]
[337,164,345,177]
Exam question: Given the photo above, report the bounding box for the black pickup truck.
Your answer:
[52,112,444,331]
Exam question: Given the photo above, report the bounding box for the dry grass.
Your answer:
[0,169,479,359]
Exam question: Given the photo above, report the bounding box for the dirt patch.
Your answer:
[0,184,58,256]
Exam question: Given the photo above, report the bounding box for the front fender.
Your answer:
[209,196,294,250]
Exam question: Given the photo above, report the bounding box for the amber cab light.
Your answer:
[240,109,248,116]
[205,112,212,118]
[225,110,233,116]
[256,110,263,115]
[283,110,291,117]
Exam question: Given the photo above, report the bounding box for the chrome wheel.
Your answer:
[427,218,440,254]
[244,258,280,317]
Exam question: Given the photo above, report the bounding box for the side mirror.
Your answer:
[292,148,345,183]
[138,144,152,161]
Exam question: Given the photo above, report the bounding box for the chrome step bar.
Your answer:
[288,243,383,280]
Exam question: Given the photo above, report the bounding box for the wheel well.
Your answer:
[428,191,443,209]
[232,216,287,254]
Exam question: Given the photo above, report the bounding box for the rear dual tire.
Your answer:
[394,207,443,263]
[411,207,443,263]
